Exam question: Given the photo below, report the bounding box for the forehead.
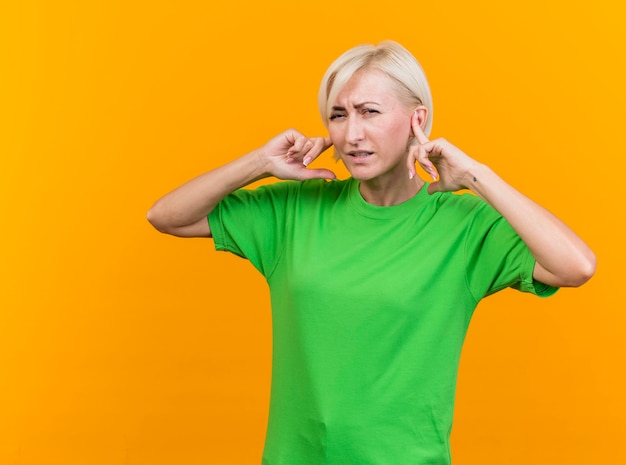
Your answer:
[334,68,403,105]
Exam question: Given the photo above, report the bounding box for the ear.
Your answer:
[413,105,428,131]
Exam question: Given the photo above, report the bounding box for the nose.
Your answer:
[345,116,365,144]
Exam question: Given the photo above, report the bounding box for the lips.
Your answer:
[347,151,373,157]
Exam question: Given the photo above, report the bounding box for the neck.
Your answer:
[358,176,425,206]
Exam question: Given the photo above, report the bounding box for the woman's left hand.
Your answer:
[405,112,596,287]
[407,112,481,194]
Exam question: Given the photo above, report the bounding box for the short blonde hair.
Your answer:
[318,40,433,136]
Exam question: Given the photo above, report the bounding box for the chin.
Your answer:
[344,168,374,181]
[341,161,376,180]
[350,173,375,181]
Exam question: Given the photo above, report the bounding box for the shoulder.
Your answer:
[247,178,349,196]
[423,190,505,232]
[430,190,489,215]
[284,179,352,213]
[224,178,350,208]
[299,178,350,198]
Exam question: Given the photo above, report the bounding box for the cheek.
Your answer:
[384,119,412,150]
[328,126,342,147]
[391,115,411,136]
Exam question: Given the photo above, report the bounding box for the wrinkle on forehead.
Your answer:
[333,69,409,112]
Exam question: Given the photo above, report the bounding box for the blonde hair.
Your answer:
[318,40,433,136]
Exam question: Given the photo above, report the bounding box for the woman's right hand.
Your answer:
[256,129,336,181]
[148,129,336,238]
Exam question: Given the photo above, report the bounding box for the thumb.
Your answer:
[427,180,442,195]
[300,168,337,180]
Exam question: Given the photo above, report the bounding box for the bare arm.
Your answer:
[462,165,595,287]
[408,114,596,288]
[147,130,335,237]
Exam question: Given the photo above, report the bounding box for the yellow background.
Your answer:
[1,1,624,463]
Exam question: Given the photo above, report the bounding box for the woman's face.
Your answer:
[328,68,415,184]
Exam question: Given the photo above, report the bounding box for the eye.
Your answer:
[362,108,380,116]
[329,113,346,121]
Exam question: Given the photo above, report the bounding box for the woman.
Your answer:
[148,41,595,465]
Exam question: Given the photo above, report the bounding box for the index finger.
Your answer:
[322,135,333,151]
[411,112,430,145]
[303,136,333,166]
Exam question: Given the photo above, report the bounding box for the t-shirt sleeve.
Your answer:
[464,202,559,301]
[208,181,294,277]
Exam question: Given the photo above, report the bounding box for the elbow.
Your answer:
[576,252,597,286]
[565,252,597,288]
[541,248,597,288]
[147,202,174,235]
[147,201,211,238]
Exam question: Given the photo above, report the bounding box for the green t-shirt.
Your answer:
[209,178,557,465]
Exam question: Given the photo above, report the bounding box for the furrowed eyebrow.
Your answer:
[331,102,381,112]
[354,102,381,109]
